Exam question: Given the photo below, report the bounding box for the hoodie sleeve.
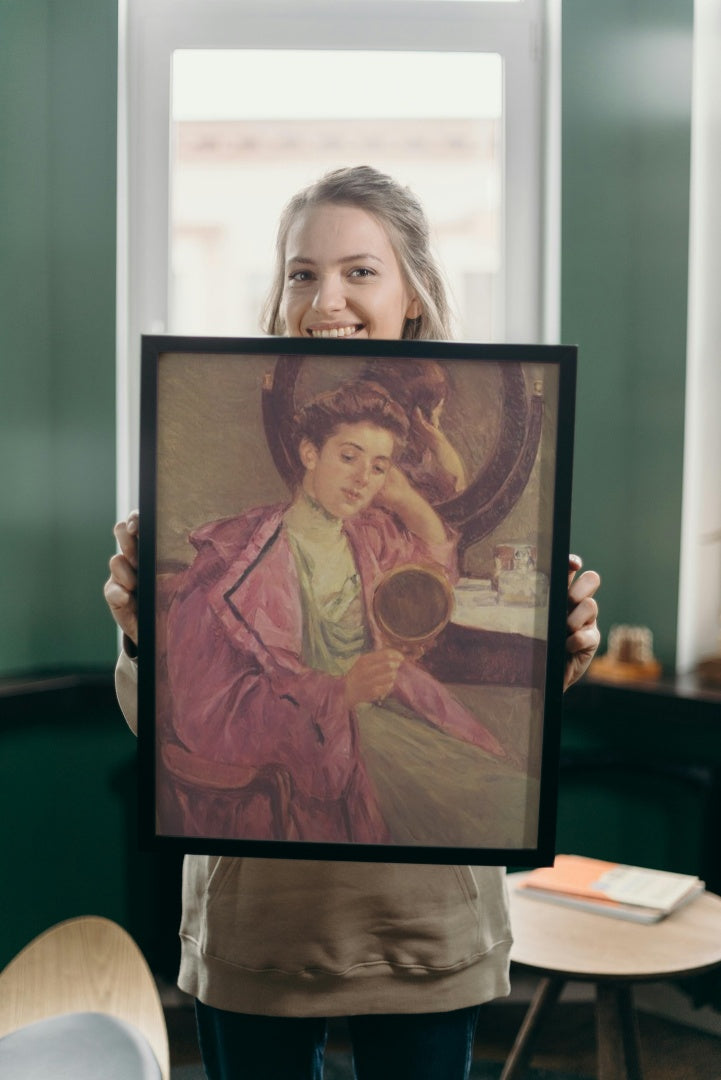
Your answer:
[115,648,139,736]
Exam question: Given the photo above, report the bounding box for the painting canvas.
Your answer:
[137,336,576,864]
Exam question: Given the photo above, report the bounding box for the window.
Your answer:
[169,49,503,340]
[117,0,557,510]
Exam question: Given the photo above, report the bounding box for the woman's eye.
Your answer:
[373,464,389,476]
[349,267,375,279]
[288,270,313,283]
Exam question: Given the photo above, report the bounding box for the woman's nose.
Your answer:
[353,459,371,486]
[312,274,345,314]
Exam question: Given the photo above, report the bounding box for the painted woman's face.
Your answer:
[281,203,421,340]
[300,422,395,519]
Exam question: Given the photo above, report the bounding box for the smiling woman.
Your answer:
[282,204,421,340]
[263,166,450,341]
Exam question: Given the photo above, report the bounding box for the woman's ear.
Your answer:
[298,438,318,472]
[406,296,423,320]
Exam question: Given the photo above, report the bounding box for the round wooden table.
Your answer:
[503,872,721,1080]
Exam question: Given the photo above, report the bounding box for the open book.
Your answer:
[515,854,705,923]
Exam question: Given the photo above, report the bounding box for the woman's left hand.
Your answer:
[375,464,447,547]
[375,463,415,512]
[564,555,601,691]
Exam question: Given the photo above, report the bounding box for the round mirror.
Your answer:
[262,354,542,548]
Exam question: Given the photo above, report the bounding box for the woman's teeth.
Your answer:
[310,326,360,338]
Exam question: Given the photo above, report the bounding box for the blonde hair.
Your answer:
[262,166,453,341]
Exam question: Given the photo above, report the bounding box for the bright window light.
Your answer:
[170,50,504,341]
[172,50,502,121]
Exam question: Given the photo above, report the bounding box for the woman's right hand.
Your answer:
[344,648,404,708]
[103,510,139,646]
[411,404,467,493]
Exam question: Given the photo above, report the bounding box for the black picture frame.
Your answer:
[138,335,576,865]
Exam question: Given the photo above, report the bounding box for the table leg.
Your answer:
[596,982,643,1080]
[500,976,565,1080]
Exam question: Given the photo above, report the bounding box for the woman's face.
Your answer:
[281,203,421,340]
[300,421,394,519]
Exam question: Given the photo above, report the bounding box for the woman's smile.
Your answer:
[307,323,365,339]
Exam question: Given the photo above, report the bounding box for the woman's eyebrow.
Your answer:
[339,253,384,265]
[341,441,392,463]
[286,253,384,266]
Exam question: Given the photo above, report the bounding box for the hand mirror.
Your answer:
[372,564,454,658]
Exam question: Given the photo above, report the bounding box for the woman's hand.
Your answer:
[411,404,467,493]
[103,510,140,646]
[375,465,447,547]
[344,648,404,709]
[375,463,415,511]
[564,554,601,691]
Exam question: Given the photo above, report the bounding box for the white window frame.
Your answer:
[677,0,721,675]
[116,0,559,512]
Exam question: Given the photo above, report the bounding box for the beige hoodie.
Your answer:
[116,651,512,1016]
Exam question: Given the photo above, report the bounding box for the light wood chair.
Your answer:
[0,915,169,1079]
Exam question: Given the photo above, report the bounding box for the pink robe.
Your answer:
[159,503,506,844]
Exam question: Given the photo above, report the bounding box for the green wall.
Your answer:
[0,0,118,676]
[562,0,693,669]
[0,1,694,677]
[0,0,129,969]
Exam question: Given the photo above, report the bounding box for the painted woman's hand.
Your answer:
[103,510,140,646]
[375,465,446,546]
[564,554,601,691]
[411,405,467,492]
[375,463,415,512]
[344,648,404,708]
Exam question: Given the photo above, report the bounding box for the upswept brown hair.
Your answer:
[262,165,454,341]
[293,380,409,465]
[358,358,449,420]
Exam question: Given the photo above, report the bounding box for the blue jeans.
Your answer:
[195,1000,481,1080]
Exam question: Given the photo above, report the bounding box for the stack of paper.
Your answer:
[516,854,705,923]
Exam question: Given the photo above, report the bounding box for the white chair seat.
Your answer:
[0,1011,162,1079]
[0,917,169,1079]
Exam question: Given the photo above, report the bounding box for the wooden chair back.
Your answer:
[0,915,170,1080]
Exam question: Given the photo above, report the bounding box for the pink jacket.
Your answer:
[160,503,505,844]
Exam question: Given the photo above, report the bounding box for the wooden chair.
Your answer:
[0,915,169,1079]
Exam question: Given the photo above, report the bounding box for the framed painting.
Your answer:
[137,336,576,864]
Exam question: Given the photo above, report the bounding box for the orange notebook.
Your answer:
[516,855,704,923]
